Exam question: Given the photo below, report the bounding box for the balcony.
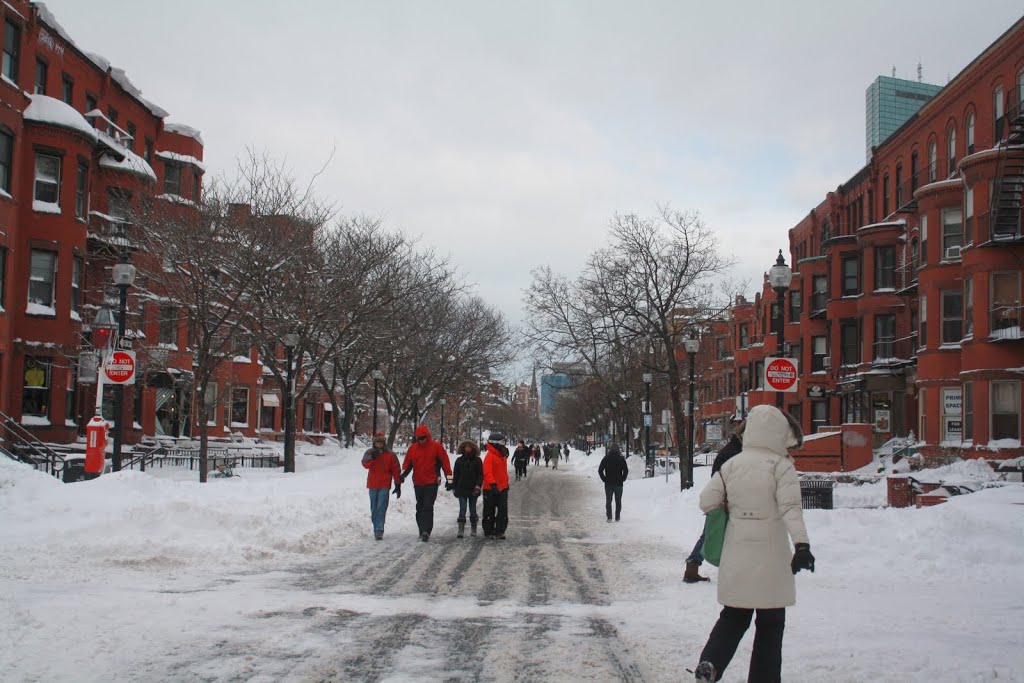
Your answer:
[87,212,135,249]
[872,335,917,366]
[990,304,1023,342]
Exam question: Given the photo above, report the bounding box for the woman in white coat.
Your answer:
[694,405,815,683]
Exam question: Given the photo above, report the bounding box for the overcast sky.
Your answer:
[50,0,1023,378]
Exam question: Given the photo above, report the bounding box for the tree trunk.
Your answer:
[665,351,690,491]
[344,393,355,447]
[198,385,209,483]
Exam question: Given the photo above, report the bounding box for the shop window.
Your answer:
[991,381,1020,441]
[231,387,249,427]
[941,290,962,344]
[22,357,50,418]
[875,246,895,290]
[941,387,963,443]
[2,20,19,83]
[28,249,56,310]
[34,154,60,205]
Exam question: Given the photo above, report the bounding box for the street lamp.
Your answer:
[282,333,299,473]
[109,262,135,472]
[768,249,794,409]
[371,369,384,435]
[620,392,630,458]
[439,398,446,447]
[643,373,653,477]
[683,336,700,490]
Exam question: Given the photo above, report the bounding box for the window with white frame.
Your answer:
[811,335,827,371]
[919,294,928,347]
[928,141,937,182]
[875,314,896,359]
[875,246,895,290]
[231,387,249,427]
[941,290,962,344]
[942,387,963,443]
[34,154,60,205]
[964,184,974,243]
[941,208,962,258]
[28,250,56,309]
[991,381,1020,441]
[811,400,827,433]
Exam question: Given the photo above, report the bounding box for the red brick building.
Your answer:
[694,17,1024,464]
[0,2,338,444]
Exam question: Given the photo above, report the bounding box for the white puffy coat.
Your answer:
[699,405,810,609]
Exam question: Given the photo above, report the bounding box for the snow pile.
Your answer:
[155,150,206,172]
[22,94,98,143]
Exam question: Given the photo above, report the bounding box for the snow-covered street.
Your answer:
[2,446,1024,682]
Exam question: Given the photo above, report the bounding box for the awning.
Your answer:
[323,402,333,411]
[261,393,280,407]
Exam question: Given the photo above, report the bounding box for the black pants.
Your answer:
[699,606,785,682]
[482,488,508,535]
[604,484,623,519]
[413,484,439,535]
[515,462,526,479]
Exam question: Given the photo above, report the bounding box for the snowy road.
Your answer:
[171,468,656,682]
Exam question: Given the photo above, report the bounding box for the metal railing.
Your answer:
[872,334,917,364]
[990,304,1023,340]
[0,412,66,478]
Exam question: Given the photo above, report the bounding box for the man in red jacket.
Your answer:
[481,433,511,539]
[362,433,402,540]
[401,425,453,541]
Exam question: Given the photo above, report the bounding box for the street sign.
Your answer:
[118,338,133,350]
[644,414,653,427]
[103,350,137,385]
[765,357,798,392]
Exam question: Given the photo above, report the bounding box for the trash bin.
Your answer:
[61,454,87,483]
[799,479,835,510]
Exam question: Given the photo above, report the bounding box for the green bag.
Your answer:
[702,473,729,567]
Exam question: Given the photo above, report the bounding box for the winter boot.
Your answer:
[470,520,478,537]
[684,561,711,584]
[457,520,465,538]
[694,661,716,682]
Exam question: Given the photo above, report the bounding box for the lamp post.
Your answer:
[439,398,446,446]
[768,249,794,409]
[683,337,700,490]
[109,262,135,472]
[371,369,384,435]
[282,333,298,473]
[620,392,631,457]
[643,373,653,477]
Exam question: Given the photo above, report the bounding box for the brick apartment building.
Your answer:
[693,17,1024,463]
[0,2,339,444]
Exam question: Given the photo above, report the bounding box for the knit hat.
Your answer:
[488,432,507,445]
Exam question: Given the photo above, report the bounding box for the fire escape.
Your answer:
[986,87,1024,245]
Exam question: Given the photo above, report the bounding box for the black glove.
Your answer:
[400,471,409,483]
[392,485,401,499]
[445,481,454,492]
[792,543,815,574]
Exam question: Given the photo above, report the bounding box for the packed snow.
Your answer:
[23,94,98,143]
[1,442,1022,681]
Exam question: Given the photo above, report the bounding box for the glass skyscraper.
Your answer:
[865,75,943,161]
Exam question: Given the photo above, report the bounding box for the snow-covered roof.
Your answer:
[156,150,206,173]
[164,123,203,145]
[23,94,98,143]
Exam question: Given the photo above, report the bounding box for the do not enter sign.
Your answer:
[764,357,798,392]
[103,350,136,385]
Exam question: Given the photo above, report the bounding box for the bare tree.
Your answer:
[525,206,734,489]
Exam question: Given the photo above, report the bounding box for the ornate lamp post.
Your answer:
[282,333,299,473]
[643,373,653,477]
[110,262,135,472]
[620,392,631,457]
[683,337,700,490]
[768,249,794,409]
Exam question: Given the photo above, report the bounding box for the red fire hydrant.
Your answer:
[85,416,108,480]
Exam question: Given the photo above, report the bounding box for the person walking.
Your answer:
[481,432,511,539]
[450,440,484,538]
[400,425,453,542]
[543,444,551,468]
[532,444,541,467]
[684,419,746,583]
[597,442,628,521]
[512,440,530,481]
[693,405,814,683]
[550,444,559,471]
[562,444,569,462]
[362,433,402,540]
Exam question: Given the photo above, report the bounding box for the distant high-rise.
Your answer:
[865,75,943,161]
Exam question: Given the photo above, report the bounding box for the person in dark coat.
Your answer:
[450,440,484,538]
[511,440,530,481]
[684,420,745,583]
[597,442,628,521]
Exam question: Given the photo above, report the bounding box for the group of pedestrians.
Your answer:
[361,428,512,541]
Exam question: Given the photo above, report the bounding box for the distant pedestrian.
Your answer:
[400,425,453,542]
[693,405,814,683]
[684,419,746,584]
[532,444,541,466]
[361,433,402,540]
[450,440,484,538]
[512,440,530,481]
[562,444,569,462]
[597,442,628,521]
[550,444,559,470]
[543,445,551,468]
[481,433,511,539]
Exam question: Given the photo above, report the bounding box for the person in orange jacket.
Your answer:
[481,432,511,539]
[401,425,453,542]
[362,433,402,540]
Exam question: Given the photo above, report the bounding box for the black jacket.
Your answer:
[598,452,628,486]
[512,446,530,465]
[451,441,484,497]
[711,434,743,475]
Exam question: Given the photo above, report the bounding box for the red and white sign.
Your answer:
[103,350,137,385]
[764,357,798,392]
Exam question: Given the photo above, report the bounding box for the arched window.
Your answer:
[947,126,957,175]
[995,86,1005,141]
[928,140,937,182]
[966,112,975,153]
